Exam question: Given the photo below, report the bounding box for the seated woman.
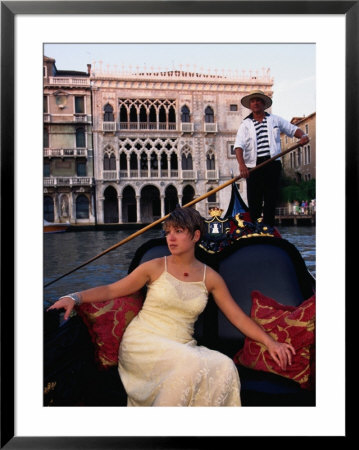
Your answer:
[48,207,295,407]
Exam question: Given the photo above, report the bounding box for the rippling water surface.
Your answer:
[44,229,163,307]
[277,225,316,278]
[44,226,315,307]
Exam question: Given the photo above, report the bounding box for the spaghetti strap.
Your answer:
[203,264,207,282]
[164,255,167,272]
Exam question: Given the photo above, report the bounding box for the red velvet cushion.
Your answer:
[76,292,143,369]
[233,290,315,389]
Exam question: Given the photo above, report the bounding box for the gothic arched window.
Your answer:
[103,153,116,170]
[139,105,147,123]
[119,104,128,123]
[205,106,214,123]
[140,152,148,171]
[159,105,166,123]
[168,105,176,123]
[181,152,193,170]
[170,152,178,171]
[120,153,127,171]
[130,105,137,123]
[181,105,190,122]
[206,151,215,170]
[130,152,138,170]
[103,103,114,122]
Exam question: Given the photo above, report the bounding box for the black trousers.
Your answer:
[246,157,282,226]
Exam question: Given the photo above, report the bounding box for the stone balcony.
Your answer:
[44,148,89,158]
[205,169,219,181]
[102,122,117,132]
[43,113,92,124]
[180,123,194,133]
[101,121,219,134]
[102,169,197,181]
[44,177,93,187]
[47,76,91,87]
[204,123,218,133]
[102,122,177,133]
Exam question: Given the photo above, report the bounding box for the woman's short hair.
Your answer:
[163,207,206,241]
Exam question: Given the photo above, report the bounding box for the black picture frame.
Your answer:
[1,1,353,447]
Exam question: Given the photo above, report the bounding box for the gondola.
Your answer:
[44,219,69,233]
[44,183,315,407]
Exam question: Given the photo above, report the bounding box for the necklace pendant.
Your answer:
[183,272,189,277]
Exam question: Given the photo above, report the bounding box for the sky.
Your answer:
[44,43,315,120]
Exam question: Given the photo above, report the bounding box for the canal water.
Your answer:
[43,225,315,307]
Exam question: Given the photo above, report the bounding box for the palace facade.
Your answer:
[43,56,96,224]
[44,57,275,224]
[90,63,274,224]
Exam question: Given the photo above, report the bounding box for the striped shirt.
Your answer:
[253,116,270,158]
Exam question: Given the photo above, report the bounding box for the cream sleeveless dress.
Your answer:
[118,257,241,406]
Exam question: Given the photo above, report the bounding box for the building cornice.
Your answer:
[90,64,274,92]
[91,79,273,94]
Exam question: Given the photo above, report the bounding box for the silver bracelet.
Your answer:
[60,292,82,306]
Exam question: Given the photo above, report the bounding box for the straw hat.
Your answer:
[241,90,272,110]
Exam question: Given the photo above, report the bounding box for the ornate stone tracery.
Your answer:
[89,65,274,223]
[118,98,176,127]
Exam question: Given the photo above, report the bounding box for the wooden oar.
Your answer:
[44,141,302,288]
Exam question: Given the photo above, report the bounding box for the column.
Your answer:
[53,193,60,223]
[97,195,104,224]
[167,155,171,178]
[90,190,95,224]
[118,195,123,224]
[136,195,141,223]
[70,191,76,224]
[157,154,161,178]
[160,195,165,218]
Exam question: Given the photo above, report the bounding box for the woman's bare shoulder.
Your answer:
[137,257,165,281]
[141,257,165,269]
[204,265,225,291]
[205,265,221,278]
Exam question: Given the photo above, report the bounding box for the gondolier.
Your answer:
[234,90,309,226]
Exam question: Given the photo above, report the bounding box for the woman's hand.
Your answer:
[266,340,296,371]
[47,297,75,321]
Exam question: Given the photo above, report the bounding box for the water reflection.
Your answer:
[44,229,163,307]
[44,226,315,307]
[277,226,316,278]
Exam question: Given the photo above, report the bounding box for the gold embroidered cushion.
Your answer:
[76,292,143,368]
[233,290,315,389]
